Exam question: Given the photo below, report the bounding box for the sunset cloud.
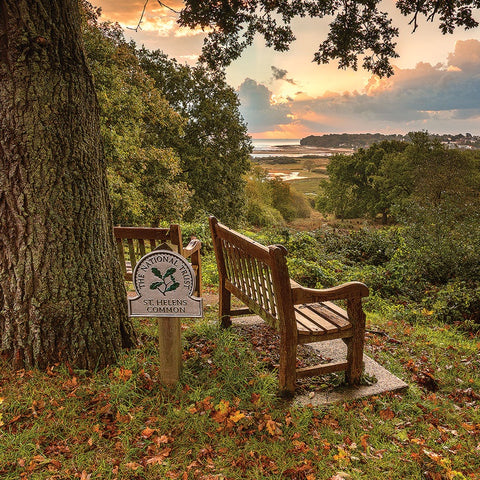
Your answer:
[239,40,480,136]
[271,66,296,85]
[94,0,480,136]
[237,79,293,132]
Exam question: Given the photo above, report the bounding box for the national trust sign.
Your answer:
[128,250,203,318]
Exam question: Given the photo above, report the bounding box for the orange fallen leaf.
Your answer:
[266,419,281,436]
[379,407,395,420]
[333,447,350,462]
[118,367,132,382]
[229,410,245,423]
[155,434,171,444]
[146,447,172,465]
[142,427,155,438]
[360,434,369,452]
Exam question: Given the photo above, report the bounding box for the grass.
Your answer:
[255,156,330,199]
[1,300,479,479]
[290,177,326,196]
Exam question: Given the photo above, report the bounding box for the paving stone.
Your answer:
[232,315,408,406]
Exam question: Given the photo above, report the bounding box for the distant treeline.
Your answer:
[301,132,480,149]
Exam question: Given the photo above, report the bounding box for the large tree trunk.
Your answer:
[0,0,136,369]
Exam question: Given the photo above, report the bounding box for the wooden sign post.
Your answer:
[128,250,203,385]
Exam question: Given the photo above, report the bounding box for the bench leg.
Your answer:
[278,331,297,396]
[345,298,366,385]
[219,279,232,328]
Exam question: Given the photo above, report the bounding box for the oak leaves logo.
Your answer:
[149,267,180,295]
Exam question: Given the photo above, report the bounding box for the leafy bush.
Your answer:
[290,188,312,219]
[317,227,401,266]
[179,221,212,249]
[245,199,285,227]
[200,252,220,287]
[287,257,339,288]
[427,281,480,331]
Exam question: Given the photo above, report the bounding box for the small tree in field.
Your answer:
[302,159,316,172]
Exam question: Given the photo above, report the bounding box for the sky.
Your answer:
[94,0,480,139]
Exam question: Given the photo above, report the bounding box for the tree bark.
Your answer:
[0,0,136,369]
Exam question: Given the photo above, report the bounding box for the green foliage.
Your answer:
[317,133,480,225]
[257,214,480,330]
[427,281,480,330]
[138,49,252,225]
[81,3,190,226]
[244,167,285,227]
[255,156,301,165]
[316,139,408,221]
[302,158,316,172]
[244,167,311,226]
[245,198,286,228]
[302,133,405,148]
[287,257,340,288]
[81,3,253,227]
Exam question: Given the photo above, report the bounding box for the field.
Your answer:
[252,145,342,198]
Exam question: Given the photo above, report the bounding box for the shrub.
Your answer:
[427,281,480,331]
[245,199,285,227]
[287,257,339,288]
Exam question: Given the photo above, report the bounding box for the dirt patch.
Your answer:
[234,322,344,392]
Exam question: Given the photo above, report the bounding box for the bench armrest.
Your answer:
[183,238,202,258]
[291,281,369,304]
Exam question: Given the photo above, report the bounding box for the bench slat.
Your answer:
[295,303,351,332]
[138,238,146,258]
[322,300,349,321]
[296,361,348,378]
[262,263,277,317]
[216,225,272,264]
[127,239,136,270]
[295,308,329,333]
[225,279,279,329]
[297,330,353,344]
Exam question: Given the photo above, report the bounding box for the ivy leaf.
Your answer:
[164,267,176,277]
[166,282,180,292]
[152,267,163,278]
[150,282,163,290]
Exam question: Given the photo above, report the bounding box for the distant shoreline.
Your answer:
[252,144,353,157]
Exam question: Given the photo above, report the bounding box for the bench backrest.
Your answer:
[209,217,294,331]
[114,225,183,281]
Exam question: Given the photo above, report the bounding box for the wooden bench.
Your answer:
[209,216,369,395]
[114,225,202,297]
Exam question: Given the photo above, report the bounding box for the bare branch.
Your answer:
[156,0,180,14]
[127,0,180,32]
[127,0,149,32]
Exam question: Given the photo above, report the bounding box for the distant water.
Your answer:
[252,138,300,150]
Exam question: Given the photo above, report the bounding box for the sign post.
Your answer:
[128,250,203,385]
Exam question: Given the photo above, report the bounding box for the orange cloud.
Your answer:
[240,39,480,137]
[96,0,198,35]
[250,123,313,139]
